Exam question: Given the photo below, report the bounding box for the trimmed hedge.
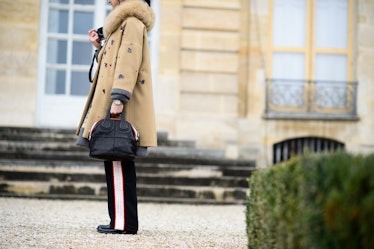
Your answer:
[246,152,374,249]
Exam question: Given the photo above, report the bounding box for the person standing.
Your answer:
[75,0,156,234]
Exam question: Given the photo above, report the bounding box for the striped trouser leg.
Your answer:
[104,160,138,232]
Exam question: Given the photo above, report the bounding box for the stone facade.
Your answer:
[0,0,373,166]
[156,0,374,166]
[0,0,40,126]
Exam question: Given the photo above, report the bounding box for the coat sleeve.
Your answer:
[111,17,145,100]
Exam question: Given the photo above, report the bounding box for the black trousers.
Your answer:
[104,160,138,232]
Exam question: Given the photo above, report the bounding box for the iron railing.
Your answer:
[273,137,345,164]
[265,79,358,118]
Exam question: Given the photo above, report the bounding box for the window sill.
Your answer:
[263,112,360,121]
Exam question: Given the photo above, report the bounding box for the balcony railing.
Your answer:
[264,79,358,120]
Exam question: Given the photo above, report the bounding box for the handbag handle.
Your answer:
[105,108,137,138]
[105,107,126,120]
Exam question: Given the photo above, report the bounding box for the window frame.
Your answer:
[36,0,160,127]
[42,1,103,96]
[264,0,357,120]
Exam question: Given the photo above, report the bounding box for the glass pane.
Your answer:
[316,0,348,49]
[49,0,69,3]
[47,38,67,64]
[72,41,92,65]
[48,9,69,33]
[73,11,94,34]
[315,54,347,81]
[272,52,305,79]
[74,0,92,5]
[271,52,306,108]
[71,71,90,96]
[273,0,306,47]
[314,54,348,108]
[45,69,66,94]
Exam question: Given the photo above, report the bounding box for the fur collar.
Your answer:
[103,0,155,38]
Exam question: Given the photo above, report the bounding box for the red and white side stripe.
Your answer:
[112,161,126,231]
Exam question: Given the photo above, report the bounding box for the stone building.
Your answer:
[0,0,373,167]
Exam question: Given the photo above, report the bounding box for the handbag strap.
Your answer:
[88,49,101,83]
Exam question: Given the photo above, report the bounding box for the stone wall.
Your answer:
[356,0,374,154]
[156,0,245,157]
[0,0,40,127]
[156,0,374,165]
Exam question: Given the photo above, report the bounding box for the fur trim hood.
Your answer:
[103,0,155,38]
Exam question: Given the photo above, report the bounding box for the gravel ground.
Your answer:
[0,198,247,249]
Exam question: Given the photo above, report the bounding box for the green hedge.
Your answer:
[246,152,374,249]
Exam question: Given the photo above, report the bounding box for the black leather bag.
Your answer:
[88,110,139,161]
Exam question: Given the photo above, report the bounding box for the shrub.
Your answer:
[246,152,374,249]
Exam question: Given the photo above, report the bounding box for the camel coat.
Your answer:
[76,0,157,147]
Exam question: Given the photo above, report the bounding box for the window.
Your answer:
[37,0,159,127]
[43,0,109,97]
[43,0,158,97]
[265,0,357,119]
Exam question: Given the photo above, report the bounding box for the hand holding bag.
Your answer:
[88,109,139,161]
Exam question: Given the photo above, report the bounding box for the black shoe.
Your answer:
[97,224,111,230]
[97,224,137,235]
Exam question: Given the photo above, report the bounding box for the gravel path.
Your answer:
[0,198,247,249]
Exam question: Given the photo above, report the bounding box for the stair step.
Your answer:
[0,193,245,205]
[137,184,248,201]
[0,127,75,142]
[0,126,256,204]
[0,141,225,160]
[0,166,249,187]
[0,149,255,167]
[0,127,196,148]
[0,181,247,204]
[0,159,254,177]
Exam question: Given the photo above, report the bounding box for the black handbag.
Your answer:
[88,110,139,161]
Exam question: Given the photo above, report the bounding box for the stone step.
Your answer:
[0,148,255,168]
[0,181,247,205]
[0,127,195,148]
[0,159,254,177]
[0,127,255,167]
[0,127,75,142]
[0,142,226,161]
[0,158,252,204]
[0,126,255,204]
[0,166,249,188]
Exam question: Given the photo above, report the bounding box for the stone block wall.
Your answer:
[0,0,40,127]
